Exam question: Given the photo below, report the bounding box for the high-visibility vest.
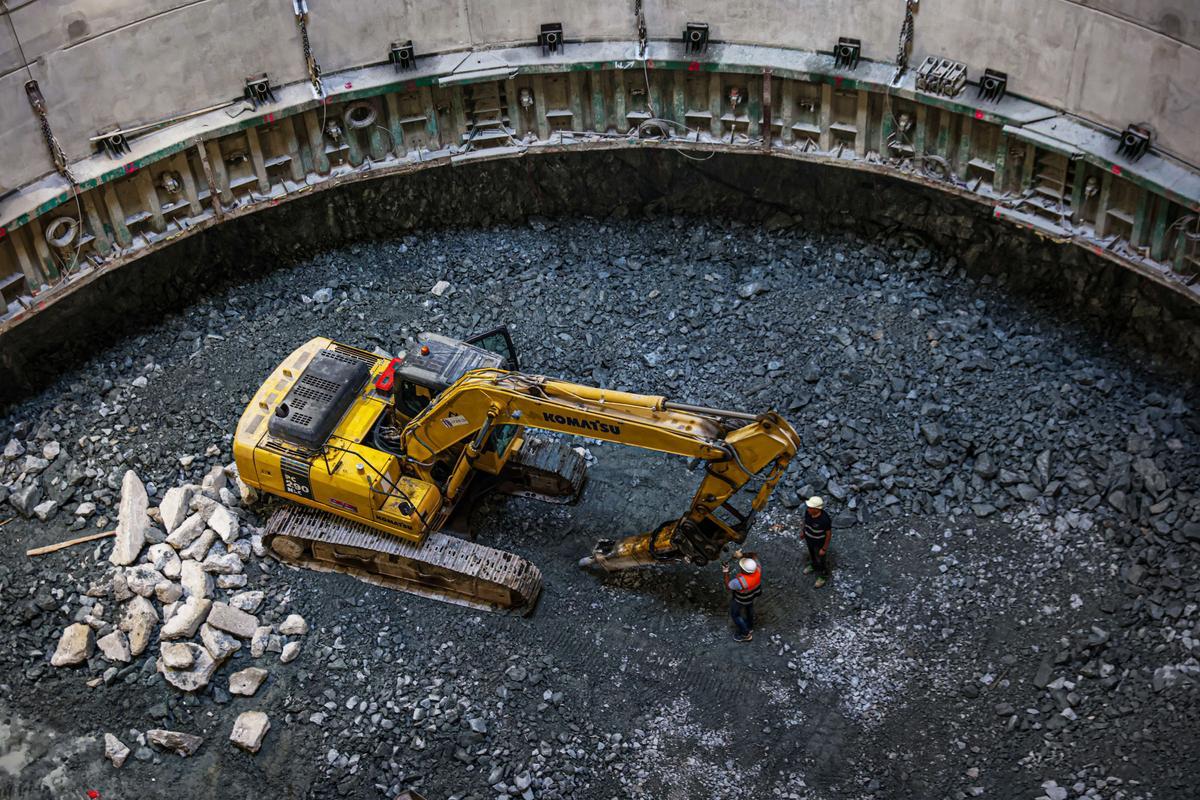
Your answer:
[731,567,762,604]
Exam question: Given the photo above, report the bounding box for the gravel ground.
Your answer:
[1,215,1198,800]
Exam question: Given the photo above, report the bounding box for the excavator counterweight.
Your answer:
[234,331,800,613]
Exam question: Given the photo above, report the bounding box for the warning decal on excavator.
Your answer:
[441,413,470,428]
[281,457,313,498]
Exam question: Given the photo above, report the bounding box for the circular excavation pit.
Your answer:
[1,152,1198,800]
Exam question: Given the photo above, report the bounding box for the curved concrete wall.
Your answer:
[1,0,1198,193]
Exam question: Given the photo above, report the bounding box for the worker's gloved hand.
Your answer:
[733,549,744,559]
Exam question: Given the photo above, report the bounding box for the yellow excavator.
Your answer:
[233,329,799,613]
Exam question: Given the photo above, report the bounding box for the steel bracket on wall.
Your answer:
[244,74,277,108]
[538,23,564,56]
[834,37,861,70]
[684,23,709,54]
[390,40,416,71]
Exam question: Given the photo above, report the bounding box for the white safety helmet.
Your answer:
[806,496,824,509]
[739,557,758,573]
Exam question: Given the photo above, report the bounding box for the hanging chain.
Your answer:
[26,80,77,186]
[294,3,323,97]
[893,0,917,84]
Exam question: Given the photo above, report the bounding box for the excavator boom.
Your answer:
[235,333,800,613]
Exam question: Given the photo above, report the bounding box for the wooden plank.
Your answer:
[1094,172,1114,237]
[80,191,112,255]
[172,152,202,215]
[913,103,927,155]
[303,109,331,174]
[26,217,58,280]
[532,76,550,140]
[281,115,307,180]
[1131,187,1151,248]
[505,78,525,138]
[101,183,132,246]
[707,72,721,137]
[1150,195,1170,261]
[1070,162,1088,225]
[854,89,868,157]
[612,71,627,134]
[419,87,439,148]
[384,93,407,156]
[26,529,115,557]
[592,70,608,133]
[244,126,271,192]
[194,142,224,219]
[955,115,972,179]
[818,83,832,151]
[779,78,794,145]
[568,71,585,129]
[9,225,44,287]
[204,140,233,204]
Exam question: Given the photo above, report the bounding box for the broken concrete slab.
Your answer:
[160,596,212,640]
[147,728,203,757]
[50,623,94,667]
[200,622,242,663]
[279,613,308,636]
[208,504,240,544]
[161,641,196,669]
[119,595,158,657]
[206,601,258,638]
[180,558,213,599]
[159,485,195,535]
[96,630,131,663]
[109,470,150,566]
[104,733,130,768]
[165,513,206,550]
[228,667,268,697]
[158,643,217,692]
[230,711,270,753]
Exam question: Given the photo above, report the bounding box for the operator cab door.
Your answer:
[466,325,520,371]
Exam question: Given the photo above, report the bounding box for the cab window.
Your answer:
[398,381,431,416]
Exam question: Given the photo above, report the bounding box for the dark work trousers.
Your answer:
[805,536,830,577]
[730,597,755,637]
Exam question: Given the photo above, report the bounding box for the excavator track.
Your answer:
[263,505,543,614]
[500,438,588,503]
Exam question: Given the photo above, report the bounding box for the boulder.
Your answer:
[206,602,258,639]
[160,597,212,640]
[147,729,203,757]
[230,591,265,613]
[180,559,213,599]
[200,623,242,663]
[208,505,240,544]
[158,643,216,692]
[179,530,216,562]
[230,711,270,753]
[280,641,302,664]
[32,499,58,521]
[229,667,268,697]
[104,733,131,768]
[145,543,182,579]
[250,626,272,658]
[165,513,205,550]
[202,465,227,494]
[159,486,195,535]
[96,630,131,663]
[109,470,150,566]
[120,595,159,656]
[155,580,183,604]
[279,614,308,636]
[202,551,243,575]
[124,564,166,597]
[50,623,94,667]
[9,482,43,518]
[3,437,24,460]
[161,642,196,669]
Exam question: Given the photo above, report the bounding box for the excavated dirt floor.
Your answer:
[1,214,1198,800]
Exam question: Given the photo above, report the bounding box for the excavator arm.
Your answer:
[398,369,801,570]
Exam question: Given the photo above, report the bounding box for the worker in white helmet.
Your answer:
[802,496,833,588]
[722,549,762,642]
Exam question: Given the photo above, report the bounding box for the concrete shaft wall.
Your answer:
[1,0,1198,192]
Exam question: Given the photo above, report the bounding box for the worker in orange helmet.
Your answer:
[722,550,762,642]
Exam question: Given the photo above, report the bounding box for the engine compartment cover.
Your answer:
[268,350,370,450]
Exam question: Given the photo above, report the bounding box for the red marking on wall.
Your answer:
[0,227,7,240]
[265,113,276,123]
[1111,164,1122,175]
[1094,246,1104,256]
[647,59,655,69]
[974,110,984,120]
[834,76,843,87]
[407,81,417,91]
[688,61,700,72]
[344,81,353,89]
[124,164,138,174]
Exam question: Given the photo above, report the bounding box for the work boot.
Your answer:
[814,576,828,589]
[803,564,815,575]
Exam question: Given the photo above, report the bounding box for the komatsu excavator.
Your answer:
[233,328,799,613]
